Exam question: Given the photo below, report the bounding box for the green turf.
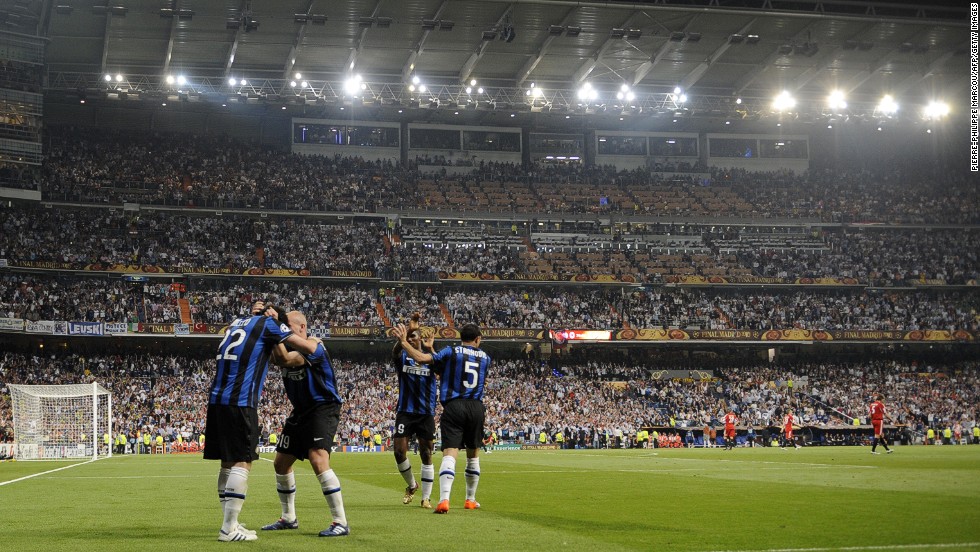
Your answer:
[1,447,979,551]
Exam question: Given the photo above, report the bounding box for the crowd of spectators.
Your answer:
[3,202,977,284]
[1,274,976,332]
[1,351,976,448]
[34,127,980,224]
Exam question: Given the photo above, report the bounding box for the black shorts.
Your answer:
[203,404,259,462]
[276,403,341,461]
[439,399,485,451]
[394,411,436,441]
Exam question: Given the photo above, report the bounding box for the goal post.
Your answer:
[8,382,113,461]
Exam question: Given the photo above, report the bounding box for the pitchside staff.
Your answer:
[262,309,350,537]
[393,322,491,514]
[204,300,317,542]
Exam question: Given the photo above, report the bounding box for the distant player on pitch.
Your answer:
[262,309,349,537]
[722,409,738,450]
[391,313,438,509]
[781,409,802,449]
[393,322,491,514]
[869,394,894,455]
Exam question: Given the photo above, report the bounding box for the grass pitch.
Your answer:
[1,446,979,551]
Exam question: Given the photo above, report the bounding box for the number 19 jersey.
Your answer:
[431,344,491,404]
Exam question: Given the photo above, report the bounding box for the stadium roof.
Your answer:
[1,0,970,117]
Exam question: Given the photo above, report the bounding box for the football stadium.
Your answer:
[0,0,978,550]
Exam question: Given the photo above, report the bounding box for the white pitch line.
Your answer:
[0,458,99,487]
[705,542,980,552]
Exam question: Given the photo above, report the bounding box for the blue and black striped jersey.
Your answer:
[395,350,437,415]
[431,344,491,404]
[209,315,293,407]
[281,342,343,412]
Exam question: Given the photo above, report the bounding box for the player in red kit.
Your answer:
[782,409,801,449]
[869,394,894,455]
[722,410,738,450]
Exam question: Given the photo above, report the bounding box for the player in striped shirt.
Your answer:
[204,301,318,542]
[261,310,349,537]
[391,314,438,509]
[394,322,491,514]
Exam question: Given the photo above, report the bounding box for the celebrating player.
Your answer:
[204,300,317,542]
[722,410,738,450]
[869,394,894,455]
[391,314,438,509]
[261,310,349,537]
[781,409,802,449]
[393,322,491,514]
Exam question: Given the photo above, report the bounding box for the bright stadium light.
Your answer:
[877,94,898,115]
[477,87,484,94]
[827,90,847,110]
[294,72,302,80]
[166,75,175,85]
[115,74,123,82]
[240,79,247,86]
[228,78,237,86]
[176,75,186,86]
[772,90,796,112]
[924,100,949,119]
[290,81,297,88]
[412,75,421,85]
[344,74,362,96]
[577,82,598,101]
[465,86,472,94]
[103,74,112,82]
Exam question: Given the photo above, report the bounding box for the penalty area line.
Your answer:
[705,542,980,552]
[0,458,99,487]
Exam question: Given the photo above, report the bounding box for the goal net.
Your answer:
[8,383,113,461]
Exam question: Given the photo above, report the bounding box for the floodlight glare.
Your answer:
[290,81,297,88]
[295,72,302,79]
[673,86,681,95]
[477,87,484,94]
[577,82,597,101]
[465,86,472,94]
[104,74,112,82]
[924,100,949,119]
[166,75,175,85]
[240,79,247,86]
[827,90,847,110]
[412,75,421,85]
[344,75,363,95]
[469,79,477,86]
[419,84,426,93]
[772,90,796,112]
[115,74,123,82]
[228,78,237,86]
[176,75,186,86]
[877,94,898,115]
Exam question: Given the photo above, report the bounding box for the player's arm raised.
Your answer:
[271,343,306,368]
[392,324,434,364]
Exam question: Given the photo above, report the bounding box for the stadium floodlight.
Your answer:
[827,90,847,110]
[577,82,598,101]
[115,74,123,82]
[735,97,742,105]
[9,383,112,460]
[877,94,898,115]
[165,75,175,85]
[290,81,297,88]
[469,79,477,86]
[295,72,302,79]
[240,79,247,86]
[772,90,796,112]
[923,100,949,119]
[228,78,237,86]
[412,75,421,85]
[418,84,427,93]
[465,86,472,94]
[477,87,484,94]
[103,74,112,82]
[344,74,363,96]
[176,75,187,86]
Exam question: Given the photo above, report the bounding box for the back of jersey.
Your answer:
[209,315,293,407]
[433,344,491,403]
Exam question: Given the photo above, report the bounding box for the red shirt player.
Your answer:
[783,410,801,449]
[869,394,893,455]
[722,411,738,450]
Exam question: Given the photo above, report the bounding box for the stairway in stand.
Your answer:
[178,298,192,324]
[376,301,391,327]
[439,304,454,327]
